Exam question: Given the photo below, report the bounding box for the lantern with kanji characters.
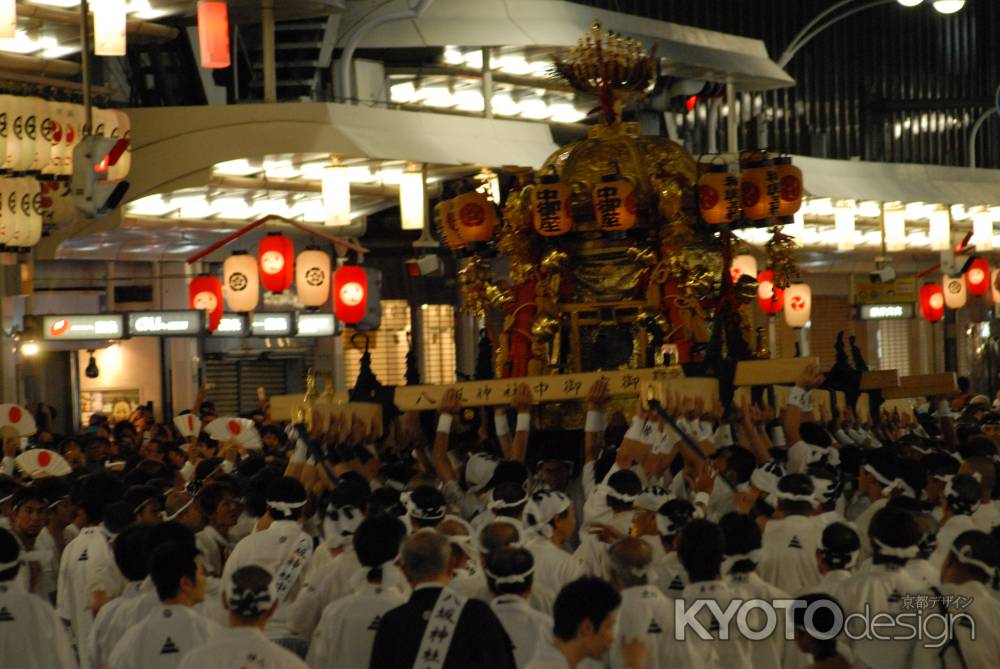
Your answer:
[784,283,812,328]
[921,282,945,322]
[592,172,637,232]
[452,191,498,243]
[333,265,368,324]
[757,269,784,315]
[943,275,967,309]
[730,254,758,283]
[197,1,231,69]
[258,232,294,293]
[773,156,803,222]
[189,274,223,331]
[434,199,466,250]
[531,175,573,237]
[740,156,780,222]
[223,251,259,312]
[698,163,739,225]
[295,247,331,308]
[965,257,990,297]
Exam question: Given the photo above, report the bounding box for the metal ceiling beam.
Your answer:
[15,2,179,40]
[385,65,575,94]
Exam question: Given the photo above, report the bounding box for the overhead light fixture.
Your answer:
[834,200,856,251]
[883,203,906,252]
[973,206,993,251]
[932,0,965,14]
[928,206,951,251]
[93,0,127,57]
[0,0,15,39]
[784,211,805,246]
[399,163,426,231]
[20,341,38,357]
[322,162,351,227]
[897,0,923,6]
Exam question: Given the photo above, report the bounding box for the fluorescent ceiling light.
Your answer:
[214,159,259,176]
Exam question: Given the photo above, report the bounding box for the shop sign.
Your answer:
[858,303,914,320]
[128,311,204,336]
[214,314,249,336]
[251,312,293,336]
[851,276,916,305]
[42,314,124,340]
[296,313,336,337]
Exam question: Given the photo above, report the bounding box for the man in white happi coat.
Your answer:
[906,530,1000,669]
[526,576,646,669]
[57,471,124,669]
[34,477,79,603]
[929,474,981,569]
[484,546,552,669]
[606,537,699,669]
[194,481,239,579]
[960,456,1000,531]
[8,487,55,599]
[222,477,313,650]
[851,449,902,559]
[306,514,408,669]
[575,469,641,580]
[523,490,584,597]
[0,527,78,669]
[649,499,696,599]
[107,541,219,669]
[179,565,307,669]
[300,479,367,585]
[757,473,823,594]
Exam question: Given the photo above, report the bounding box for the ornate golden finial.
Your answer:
[553,22,657,126]
[298,368,317,430]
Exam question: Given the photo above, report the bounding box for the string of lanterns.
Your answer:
[188,232,372,331]
[919,256,994,322]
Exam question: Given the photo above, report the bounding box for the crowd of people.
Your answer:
[2,367,1000,668]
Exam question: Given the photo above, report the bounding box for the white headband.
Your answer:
[0,558,18,572]
[722,549,763,575]
[489,494,528,512]
[872,537,919,560]
[163,495,196,522]
[773,489,818,507]
[950,543,997,576]
[605,487,638,505]
[225,572,277,618]
[0,494,13,506]
[485,564,535,585]
[943,477,981,514]
[267,499,306,513]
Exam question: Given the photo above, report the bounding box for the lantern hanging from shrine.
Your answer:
[698,163,739,225]
[730,254,758,283]
[920,282,945,322]
[943,275,967,309]
[258,232,294,293]
[333,265,368,324]
[966,257,990,297]
[757,269,784,315]
[223,251,259,312]
[783,283,812,328]
[433,199,466,250]
[189,275,224,331]
[592,168,637,232]
[452,191,498,243]
[197,1,231,69]
[773,156,803,222]
[740,155,780,222]
[531,174,573,236]
[295,247,331,308]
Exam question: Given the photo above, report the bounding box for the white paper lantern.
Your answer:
[0,178,11,247]
[63,104,84,177]
[93,0,127,57]
[40,100,64,177]
[8,96,30,172]
[943,275,967,309]
[27,97,51,173]
[883,204,906,252]
[973,207,993,251]
[23,178,41,248]
[295,248,331,308]
[730,254,758,283]
[835,201,855,251]
[8,177,29,247]
[929,208,951,251]
[0,0,15,39]
[0,96,10,173]
[399,163,426,230]
[223,251,260,312]
[784,283,812,328]
[322,164,351,227]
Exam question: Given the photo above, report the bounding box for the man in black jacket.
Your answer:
[370,528,516,669]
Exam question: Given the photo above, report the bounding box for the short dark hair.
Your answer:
[149,541,200,601]
[114,525,153,582]
[719,512,761,574]
[76,471,125,523]
[678,519,724,582]
[485,546,534,596]
[870,506,921,565]
[723,447,756,485]
[265,477,307,521]
[11,486,48,510]
[354,514,406,571]
[552,577,621,642]
[198,481,236,517]
[606,469,641,513]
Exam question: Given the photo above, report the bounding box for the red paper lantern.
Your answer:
[920,282,945,322]
[258,232,294,293]
[333,265,368,324]
[698,163,740,225]
[757,269,784,315]
[965,257,990,297]
[189,274,223,332]
[773,156,803,222]
[197,1,231,69]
